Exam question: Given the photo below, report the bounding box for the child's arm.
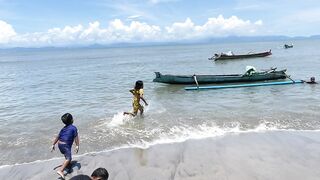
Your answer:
[139,89,148,105]
[129,89,134,94]
[74,135,80,153]
[140,96,148,106]
[51,136,59,152]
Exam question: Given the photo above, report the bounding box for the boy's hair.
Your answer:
[134,80,143,90]
[61,113,73,125]
[69,174,91,180]
[91,167,109,180]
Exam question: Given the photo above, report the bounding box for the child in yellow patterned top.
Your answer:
[124,80,148,116]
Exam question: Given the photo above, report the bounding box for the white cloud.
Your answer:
[165,15,262,40]
[0,20,16,43]
[110,19,162,42]
[165,18,195,39]
[127,15,142,20]
[0,15,263,47]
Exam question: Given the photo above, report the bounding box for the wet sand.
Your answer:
[1,131,320,180]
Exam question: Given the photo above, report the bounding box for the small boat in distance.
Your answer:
[208,49,272,61]
[284,44,293,49]
[153,68,287,85]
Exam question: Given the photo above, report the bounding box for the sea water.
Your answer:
[0,39,319,166]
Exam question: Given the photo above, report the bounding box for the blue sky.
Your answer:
[0,0,320,47]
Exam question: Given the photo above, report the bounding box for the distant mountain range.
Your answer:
[86,35,320,48]
[194,35,320,43]
[1,35,320,50]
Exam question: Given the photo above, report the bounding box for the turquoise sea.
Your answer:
[0,39,319,166]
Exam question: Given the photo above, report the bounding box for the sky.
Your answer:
[0,0,320,47]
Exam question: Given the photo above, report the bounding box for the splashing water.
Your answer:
[108,112,135,127]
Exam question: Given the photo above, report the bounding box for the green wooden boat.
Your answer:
[153,69,287,84]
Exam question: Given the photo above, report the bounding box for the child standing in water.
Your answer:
[124,80,148,116]
[51,113,79,179]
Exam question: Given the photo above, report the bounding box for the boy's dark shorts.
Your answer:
[58,143,72,161]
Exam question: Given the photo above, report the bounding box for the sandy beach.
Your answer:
[1,131,319,180]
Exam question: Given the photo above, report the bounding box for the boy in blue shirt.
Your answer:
[51,113,80,179]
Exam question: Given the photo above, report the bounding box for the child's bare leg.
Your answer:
[139,107,144,115]
[123,112,136,116]
[124,104,137,116]
[57,159,70,178]
[133,111,137,116]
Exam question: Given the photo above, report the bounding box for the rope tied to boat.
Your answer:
[193,74,199,89]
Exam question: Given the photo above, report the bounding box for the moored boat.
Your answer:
[208,50,272,60]
[284,44,293,49]
[153,68,287,84]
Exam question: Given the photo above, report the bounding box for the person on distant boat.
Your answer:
[221,51,234,56]
[303,77,317,84]
[51,113,80,179]
[244,66,257,76]
[226,51,234,56]
[284,44,293,49]
[124,80,148,116]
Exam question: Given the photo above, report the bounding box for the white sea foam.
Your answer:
[124,121,278,149]
[107,112,134,127]
[0,157,63,169]
[1,127,320,169]
[128,120,318,149]
[104,101,158,127]
[2,121,319,168]
[104,118,319,149]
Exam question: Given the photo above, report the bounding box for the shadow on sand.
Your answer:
[53,160,81,179]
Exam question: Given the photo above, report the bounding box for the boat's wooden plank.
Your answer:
[184,80,304,90]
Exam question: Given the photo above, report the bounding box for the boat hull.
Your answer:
[209,50,272,60]
[153,70,287,84]
[185,80,303,90]
[284,44,293,49]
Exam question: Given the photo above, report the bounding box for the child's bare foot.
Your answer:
[57,170,65,179]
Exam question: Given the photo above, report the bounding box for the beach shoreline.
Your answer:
[1,131,319,180]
